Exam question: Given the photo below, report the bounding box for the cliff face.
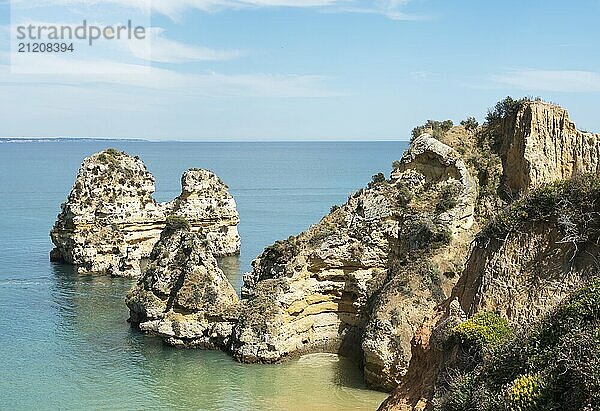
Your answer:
[230,134,479,390]
[126,223,240,349]
[380,100,600,410]
[50,150,240,277]
[501,101,600,196]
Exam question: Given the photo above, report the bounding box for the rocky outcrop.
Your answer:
[127,222,240,348]
[230,134,479,390]
[119,99,600,405]
[50,149,240,277]
[501,100,600,196]
[381,111,600,409]
[166,169,240,256]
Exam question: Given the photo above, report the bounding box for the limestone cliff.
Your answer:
[231,134,478,391]
[121,98,600,403]
[500,100,600,196]
[126,219,240,349]
[50,149,240,277]
[380,99,600,410]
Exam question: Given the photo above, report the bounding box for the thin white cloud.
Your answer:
[9,0,417,21]
[492,69,600,93]
[131,27,244,63]
[0,54,343,98]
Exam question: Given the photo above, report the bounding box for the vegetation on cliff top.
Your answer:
[480,174,600,251]
[411,119,454,141]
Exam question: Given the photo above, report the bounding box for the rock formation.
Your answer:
[500,100,600,196]
[50,149,240,277]
[127,218,240,349]
[380,99,600,409]
[166,169,241,256]
[121,98,600,407]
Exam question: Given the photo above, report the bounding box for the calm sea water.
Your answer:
[0,141,407,410]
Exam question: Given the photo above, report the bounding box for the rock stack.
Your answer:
[50,149,240,277]
[126,218,240,349]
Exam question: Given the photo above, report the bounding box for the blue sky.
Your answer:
[0,0,599,140]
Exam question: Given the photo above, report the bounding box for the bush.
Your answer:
[164,215,191,232]
[452,311,512,349]
[506,374,545,410]
[480,174,600,247]
[437,375,476,411]
[440,278,600,410]
[371,172,387,185]
[460,117,479,132]
[404,218,453,251]
[411,120,454,141]
[396,181,414,208]
[105,148,122,157]
[437,184,460,213]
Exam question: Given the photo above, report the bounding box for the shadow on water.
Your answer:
[47,262,386,410]
[217,254,243,294]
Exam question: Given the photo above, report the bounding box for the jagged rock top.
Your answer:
[169,169,240,227]
[127,226,239,348]
[55,149,161,225]
[134,227,239,316]
[393,133,477,234]
[502,100,600,196]
[50,149,240,277]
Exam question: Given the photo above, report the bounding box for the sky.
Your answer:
[0,0,599,140]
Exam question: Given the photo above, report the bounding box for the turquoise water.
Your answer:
[0,141,407,410]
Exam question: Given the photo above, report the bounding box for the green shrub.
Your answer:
[370,172,387,187]
[480,174,600,246]
[460,117,479,132]
[452,311,511,349]
[506,374,545,411]
[404,218,453,251]
[437,374,475,411]
[396,181,413,208]
[411,119,454,141]
[105,148,122,157]
[440,279,600,410]
[436,184,460,213]
[164,215,191,232]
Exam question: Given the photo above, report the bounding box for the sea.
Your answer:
[0,140,408,410]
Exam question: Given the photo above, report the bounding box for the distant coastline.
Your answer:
[0,137,147,143]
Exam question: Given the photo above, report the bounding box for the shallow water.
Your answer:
[0,141,407,410]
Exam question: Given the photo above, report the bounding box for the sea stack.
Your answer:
[126,216,240,349]
[50,149,240,277]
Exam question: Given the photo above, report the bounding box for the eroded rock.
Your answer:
[50,150,240,277]
[502,100,600,196]
[230,134,478,392]
[126,222,240,349]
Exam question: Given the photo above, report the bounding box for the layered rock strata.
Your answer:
[501,100,600,196]
[380,101,600,409]
[125,99,600,402]
[127,223,240,348]
[50,149,240,277]
[231,134,478,391]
